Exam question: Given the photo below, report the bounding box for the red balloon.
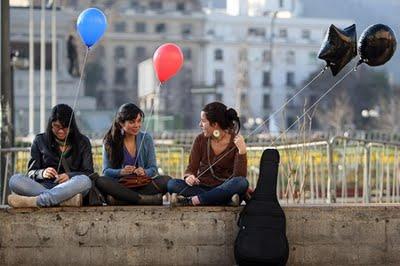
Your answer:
[153,43,184,83]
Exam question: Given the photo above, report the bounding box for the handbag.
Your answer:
[118,174,152,188]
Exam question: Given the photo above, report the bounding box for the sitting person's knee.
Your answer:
[232,176,249,193]
[167,179,183,193]
[73,175,92,192]
[95,175,111,188]
[9,174,25,191]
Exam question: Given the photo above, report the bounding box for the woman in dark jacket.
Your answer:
[8,104,92,207]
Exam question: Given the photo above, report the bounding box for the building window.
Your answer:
[262,50,271,62]
[155,23,166,33]
[262,71,271,87]
[130,1,138,8]
[302,29,311,40]
[95,45,105,57]
[182,47,192,61]
[181,24,192,36]
[279,28,288,38]
[207,29,215,36]
[308,52,317,64]
[132,66,138,84]
[135,46,146,61]
[263,94,271,109]
[215,70,224,86]
[286,51,295,64]
[114,46,125,63]
[286,72,295,87]
[248,27,266,37]
[176,2,185,11]
[241,93,248,108]
[114,67,127,85]
[104,0,114,8]
[114,22,126,33]
[149,1,162,10]
[11,41,52,70]
[239,48,247,61]
[135,22,146,33]
[214,49,223,61]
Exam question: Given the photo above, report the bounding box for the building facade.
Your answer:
[11,0,352,136]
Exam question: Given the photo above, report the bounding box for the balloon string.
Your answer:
[268,65,357,147]
[133,82,160,168]
[57,48,89,173]
[195,67,327,179]
[247,66,327,138]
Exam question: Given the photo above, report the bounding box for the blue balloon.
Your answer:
[76,8,107,48]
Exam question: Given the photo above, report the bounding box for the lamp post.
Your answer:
[268,10,291,134]
[268,11,279,134]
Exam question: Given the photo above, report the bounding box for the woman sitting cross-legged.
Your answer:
[168,102,249,207]
[96,103,171,205]
[8,104,93,207]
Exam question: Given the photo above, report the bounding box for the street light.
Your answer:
[268,10,292,134]
[361,108,380,118]
[268,11,279,134]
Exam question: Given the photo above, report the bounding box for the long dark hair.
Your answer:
[202,102,241,134]
[46,104,82,155]
[103,103,145,168]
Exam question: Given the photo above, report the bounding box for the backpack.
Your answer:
[234,149,289,265]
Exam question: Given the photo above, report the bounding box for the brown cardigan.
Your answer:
[184,133,247,187]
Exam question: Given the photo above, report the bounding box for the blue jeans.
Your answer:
[9,174,92,207]
[167,176,249,205]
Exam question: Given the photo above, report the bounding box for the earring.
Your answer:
[120,128,125,135]
[213,130,220,139]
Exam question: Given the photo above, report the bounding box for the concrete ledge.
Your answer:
[1,204,400,265]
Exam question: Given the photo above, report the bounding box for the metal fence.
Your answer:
[1,136,400,205]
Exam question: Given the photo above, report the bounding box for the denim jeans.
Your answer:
[9,174,92,207]
[167,176,249,205]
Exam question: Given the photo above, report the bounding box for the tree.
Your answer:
[376,86,400,133]
[299,62,391,132]
[316,90,354,132]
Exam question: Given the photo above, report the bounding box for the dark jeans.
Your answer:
[96,175,171,204]
[167,176,249,205]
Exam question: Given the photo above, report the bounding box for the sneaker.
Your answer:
[8,194,38,208]
[60,194,82,207]
[137,193,163,205]
[227,194,240,207]
[170,193,193,207]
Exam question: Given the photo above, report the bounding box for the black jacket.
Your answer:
[27,133,94,181]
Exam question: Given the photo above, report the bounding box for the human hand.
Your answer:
[134,167,146,176]
[234,134,247,155]
[55,173,69,184]
[120,165,136,175]
[185,174,200,186]
[43,167,58,179]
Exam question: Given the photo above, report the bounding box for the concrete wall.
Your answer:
[1,204,400,265]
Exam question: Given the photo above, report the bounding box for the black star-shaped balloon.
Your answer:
[318,24,357,76]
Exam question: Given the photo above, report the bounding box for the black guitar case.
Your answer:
[234,149,289,265]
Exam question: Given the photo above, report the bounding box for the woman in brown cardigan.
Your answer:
[168,102,249,206]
